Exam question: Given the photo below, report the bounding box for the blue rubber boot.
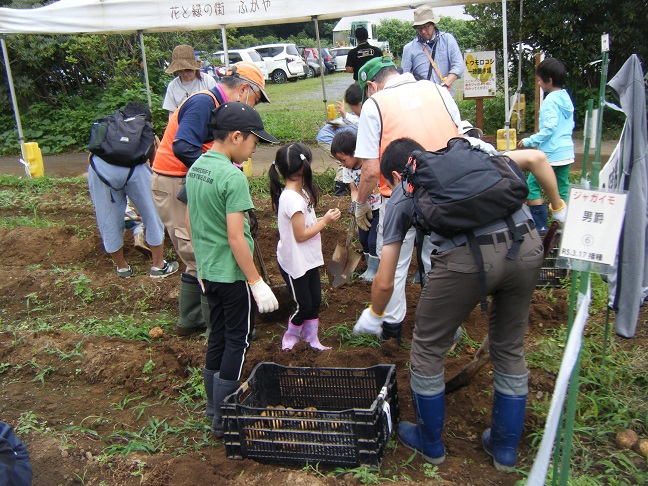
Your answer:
[359,254,380,282]
[398,390,446,464]
[482,391,527,472]
[529,204,549,236]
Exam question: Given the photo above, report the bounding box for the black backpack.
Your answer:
[402,137,529,309]
[88,109,154,168]
[403,137,529,237]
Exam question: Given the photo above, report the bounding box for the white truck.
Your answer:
[332,19,390,55]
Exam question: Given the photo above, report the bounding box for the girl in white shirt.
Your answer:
[269,143,341,350]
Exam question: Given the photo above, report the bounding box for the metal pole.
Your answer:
[513,0,524,132]
[592,35,610,189]
[138,31,152,110]
[312,16,328,119]
[221,25,229,68]
[1,35,27,164]
[502,0,511,149]
[557,35,610,486]
[581,99,594,181]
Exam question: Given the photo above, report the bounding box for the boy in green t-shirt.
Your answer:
[185,102,279,439]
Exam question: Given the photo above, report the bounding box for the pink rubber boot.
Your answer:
[282,320,302,350]
[302,319,331,350]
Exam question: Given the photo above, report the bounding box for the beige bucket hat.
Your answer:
[165,45,202,74]
[412,5,441,26]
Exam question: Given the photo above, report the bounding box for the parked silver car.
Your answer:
[330,46,352,72]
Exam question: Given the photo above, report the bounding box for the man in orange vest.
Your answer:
[151,62,269,337]
[352,56,460,343]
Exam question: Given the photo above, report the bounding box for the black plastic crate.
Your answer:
[537,248,568,287]
[222,363,399,467]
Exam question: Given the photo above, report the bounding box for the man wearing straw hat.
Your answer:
[401,5,463,95]
[152,62,270,337]
[163,44,217,120]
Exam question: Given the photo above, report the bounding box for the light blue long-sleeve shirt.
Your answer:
[401,30,463,94]
[521,89,575,164]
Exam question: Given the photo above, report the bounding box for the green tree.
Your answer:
[376,19,413,60]
[465,1,648,126]
[436,17,483,52]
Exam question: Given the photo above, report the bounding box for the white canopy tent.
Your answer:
[0,0,496,162]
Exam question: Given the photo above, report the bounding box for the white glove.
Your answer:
[353,306,384,337]
[550,200,567,225]
[249,279,279,314]
[354,201,373,231]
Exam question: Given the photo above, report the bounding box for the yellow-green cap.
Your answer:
[358,56,396,101]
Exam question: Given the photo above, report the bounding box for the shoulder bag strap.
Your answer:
[89,154,135,203]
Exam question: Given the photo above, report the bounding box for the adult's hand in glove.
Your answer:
[353,306,384,337]
[549,200,567,225]
[249,279,278,313]
[354,201,373,231]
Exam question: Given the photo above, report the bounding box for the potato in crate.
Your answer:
[537,247,568,287]
[222,362,399,467]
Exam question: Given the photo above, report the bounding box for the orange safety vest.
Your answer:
[372,80,458,196]
[152,90,220,177]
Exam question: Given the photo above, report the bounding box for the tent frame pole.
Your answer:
[1,35,26,164]
[221,26,229,68]
[138,30,152,109]
[312,16,328,119]
[502,0,511,150]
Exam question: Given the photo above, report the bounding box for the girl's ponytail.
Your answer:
[268,161,283,213]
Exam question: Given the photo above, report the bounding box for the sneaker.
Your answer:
[149,260,179,279]
[116,266,133,278]
[133,233,152,258]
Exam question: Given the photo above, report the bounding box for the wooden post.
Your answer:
[476,98,484,130]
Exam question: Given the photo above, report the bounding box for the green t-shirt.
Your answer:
[186,150,254,283]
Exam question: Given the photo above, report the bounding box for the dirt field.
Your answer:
[0,174,645,486]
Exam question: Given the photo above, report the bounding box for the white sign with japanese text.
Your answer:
[463,51,496,98]
[559,188,627,266]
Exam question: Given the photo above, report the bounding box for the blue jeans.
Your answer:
[358,209,380,255]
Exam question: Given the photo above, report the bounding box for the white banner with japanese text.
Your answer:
[559,186,627,268]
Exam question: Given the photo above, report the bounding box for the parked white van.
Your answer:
[215,48,269,80]
[254,43,304,84]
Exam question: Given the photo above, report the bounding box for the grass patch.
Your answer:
[57,314,176,341]
[526,321,648,484]
[325,323,381,349]
[257,75,350,142]
[0,215,64,230]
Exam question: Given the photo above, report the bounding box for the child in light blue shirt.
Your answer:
[519,58,574,234]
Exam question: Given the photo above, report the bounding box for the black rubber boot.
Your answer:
[382,321,402,345]
[176,273,207,336]
[203,368,218,417]
[211,376,240,439]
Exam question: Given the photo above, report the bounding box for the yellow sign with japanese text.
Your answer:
[463,51,496,98]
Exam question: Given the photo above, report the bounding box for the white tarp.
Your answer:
[0,0,488,35]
